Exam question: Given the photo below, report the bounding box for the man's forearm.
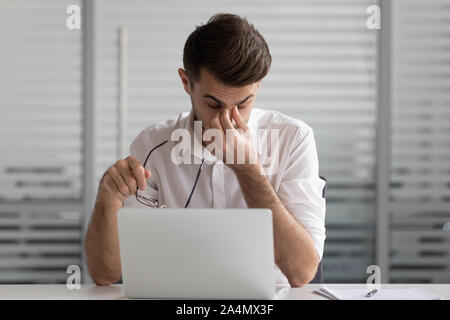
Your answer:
[85,192,123,285]
[231,163,320,287]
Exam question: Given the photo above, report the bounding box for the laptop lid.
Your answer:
[117,208,275,299]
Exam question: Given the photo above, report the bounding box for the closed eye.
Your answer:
[208,104,246,110]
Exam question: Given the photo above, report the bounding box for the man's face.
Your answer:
[178,68,261,131]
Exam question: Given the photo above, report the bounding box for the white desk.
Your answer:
[0,284,449,300]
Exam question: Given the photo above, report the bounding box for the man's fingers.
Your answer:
[231,106,249,131]
[202,118,210,130]
[126,156,148,191]
[116,160,138,193]
[109,166,131,197]
[103,174,126,201]
[101,154,154,204]
[208,116,225,159]
[210,116,225,138]
[219,107,235,131]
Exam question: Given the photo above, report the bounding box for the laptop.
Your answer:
[117,208,275,299]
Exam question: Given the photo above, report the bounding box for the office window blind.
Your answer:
[0,0,83,283]
[390,0,450,283]
[95,0,378,282]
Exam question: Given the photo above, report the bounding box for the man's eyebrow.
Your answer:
[202,94,254,106]
[237,94,254,105]
[202,95,225,106]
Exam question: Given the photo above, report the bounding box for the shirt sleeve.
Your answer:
[122,130,160,208]
[277,126,326,260]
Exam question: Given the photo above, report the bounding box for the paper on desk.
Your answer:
[313,286,444,300]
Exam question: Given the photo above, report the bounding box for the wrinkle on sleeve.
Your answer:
[277,126,326,260]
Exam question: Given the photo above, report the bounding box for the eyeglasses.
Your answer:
[135,139,205,208]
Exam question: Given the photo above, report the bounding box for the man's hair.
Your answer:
[183,13,272,87]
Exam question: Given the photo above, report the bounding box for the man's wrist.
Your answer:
[230,160,265,177]
[96,181,123,212]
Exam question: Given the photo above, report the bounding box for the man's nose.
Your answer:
[218,106,238,127]
[219,105,237,113]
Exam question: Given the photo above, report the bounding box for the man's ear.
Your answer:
[178,68,192,94]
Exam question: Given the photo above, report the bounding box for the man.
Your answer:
[85,13,326,287]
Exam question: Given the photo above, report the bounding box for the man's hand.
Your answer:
[86,156,150,286]
[206,106,260,170]
[99,156,151,203]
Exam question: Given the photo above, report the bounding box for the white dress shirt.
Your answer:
[123,107,327,286]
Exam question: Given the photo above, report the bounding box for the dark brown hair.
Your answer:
[183,13,272,87]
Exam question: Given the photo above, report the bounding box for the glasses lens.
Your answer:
[135,191,158,207]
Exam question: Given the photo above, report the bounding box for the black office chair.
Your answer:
[309,175,327,284]
[309,260,323,283]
